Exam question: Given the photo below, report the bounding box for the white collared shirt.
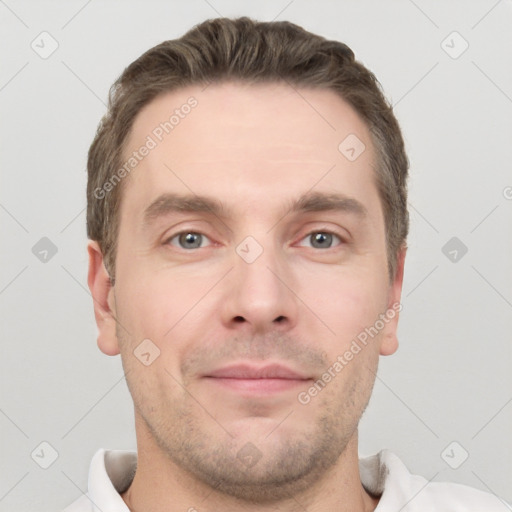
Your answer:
[62,449,509,511]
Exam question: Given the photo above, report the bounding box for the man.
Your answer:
[64,17,508,512]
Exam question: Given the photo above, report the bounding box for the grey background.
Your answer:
[1,1,511,510]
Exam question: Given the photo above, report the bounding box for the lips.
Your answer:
[206,363,309,380]
[203,363,311,394]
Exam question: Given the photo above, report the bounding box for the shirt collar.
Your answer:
[88,449,136,512]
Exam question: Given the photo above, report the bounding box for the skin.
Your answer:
[88,82,406,512]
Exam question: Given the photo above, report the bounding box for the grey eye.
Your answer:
[297,231,342,249]
[310,232,333,249]
[168,232,210,249]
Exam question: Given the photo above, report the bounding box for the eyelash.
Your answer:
[164,230,345,250]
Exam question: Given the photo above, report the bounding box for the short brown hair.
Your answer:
[87,17,408,282]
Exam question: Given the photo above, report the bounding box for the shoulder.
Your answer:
[418,479,509,510]
[365,450,510,511]
[60,448,135,512]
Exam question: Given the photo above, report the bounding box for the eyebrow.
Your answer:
[142,190,368,227]
[288,191,367,218]
[142,194,227,226]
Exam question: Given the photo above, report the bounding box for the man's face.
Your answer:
[92,82,404,499]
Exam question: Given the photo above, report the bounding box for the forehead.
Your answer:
[121,81,379,220]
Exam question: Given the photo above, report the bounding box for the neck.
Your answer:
[121,413,379,512]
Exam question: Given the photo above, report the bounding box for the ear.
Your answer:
[379,246,407,356]
[87,240,120,356]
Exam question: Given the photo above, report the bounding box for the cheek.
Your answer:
[297,265,387,340]
[113,262,221,366]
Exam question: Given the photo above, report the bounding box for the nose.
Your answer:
[220,239,299,335]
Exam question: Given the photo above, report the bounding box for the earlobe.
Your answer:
[87,241,120,356]
[380,329,399,356]
[380,246,407,356]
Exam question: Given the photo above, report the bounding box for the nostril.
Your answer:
[274,315,286,323]
[233,316,245,323]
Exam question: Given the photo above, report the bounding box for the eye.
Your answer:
[298,231,343,249]
[167,232,211,250]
